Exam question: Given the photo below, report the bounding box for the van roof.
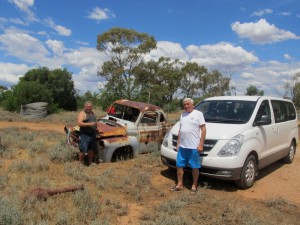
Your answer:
[204,96,292,102]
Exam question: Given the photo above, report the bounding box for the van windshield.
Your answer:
[195,100,257,124]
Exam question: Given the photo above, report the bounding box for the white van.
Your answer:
[161,96,298,189]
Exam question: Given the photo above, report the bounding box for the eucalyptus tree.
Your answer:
[97,27,157,100]
[285,72,300,107]
[202,70,231,97]
[180,62,208,98]
[134,57,184,107]
[245,84,264,96]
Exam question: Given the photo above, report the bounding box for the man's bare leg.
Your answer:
[192,168,199,190]
[176,167,184,189]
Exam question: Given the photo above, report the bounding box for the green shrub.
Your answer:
[48,144,77,163]
[0,197,22,225]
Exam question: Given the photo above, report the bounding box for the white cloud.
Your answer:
[8,0,37,22]
[147,41,188,61]
[87,7,116,22]
[251,8,273,17]
[185,42,259,70]
[149,41,300,97]
[0,62,31,86]
[9,0,34,11]
[0,27,49,64]
[284,54,292,60]
[240,72,255,79]
[0,24,107,92]
[279,12,291,16]
[234,61,300,96]
[45,39,65,55]
[63,47,106,93]
[44,18,72,36]
[231,19,299,44]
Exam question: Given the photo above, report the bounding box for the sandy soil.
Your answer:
[1,121,300,206]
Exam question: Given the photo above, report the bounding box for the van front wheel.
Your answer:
[235,155,257,189]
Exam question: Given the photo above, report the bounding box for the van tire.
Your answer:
[235,155,257,189]
[282,141,296,164]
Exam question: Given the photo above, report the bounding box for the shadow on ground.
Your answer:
[160,159,286,192]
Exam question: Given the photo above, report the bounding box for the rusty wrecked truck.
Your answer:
[65,99,170,162]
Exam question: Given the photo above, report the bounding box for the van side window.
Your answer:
[271,100,296,123]
[255,100,271,121]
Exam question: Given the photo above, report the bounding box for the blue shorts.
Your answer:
[176,147,201,169]
[79,133,96,154]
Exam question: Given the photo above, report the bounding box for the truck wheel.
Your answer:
[282,141,296,164]
[235,155,257,189]
[111,146,133,162]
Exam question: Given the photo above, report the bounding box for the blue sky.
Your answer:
[0,0,300,97]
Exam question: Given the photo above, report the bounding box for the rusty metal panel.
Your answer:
[103,136,129,143]
[139,130,161,143]
[113,99,162,113]
[96,122,126,138]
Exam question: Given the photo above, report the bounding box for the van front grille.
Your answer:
[172,134,217,152]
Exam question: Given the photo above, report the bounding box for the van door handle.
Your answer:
[272,127,279,133]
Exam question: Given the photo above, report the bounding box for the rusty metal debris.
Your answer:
[24,184,84,201]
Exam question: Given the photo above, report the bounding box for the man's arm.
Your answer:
[77,111,95,127]
[176,130,180,151]
[197,124,206,152]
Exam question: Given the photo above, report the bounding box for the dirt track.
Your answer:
[1,121,300,205]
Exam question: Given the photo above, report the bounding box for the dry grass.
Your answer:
[0,108,300,224]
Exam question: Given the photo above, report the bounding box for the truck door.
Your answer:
[138,111,163,153]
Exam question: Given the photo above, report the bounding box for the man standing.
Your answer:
[77,101,97,166]
[170,98,206,194]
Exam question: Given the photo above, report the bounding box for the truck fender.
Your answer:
[101,136,138,162]
[128,136,139,156]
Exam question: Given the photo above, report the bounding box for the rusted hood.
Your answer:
[96,119,127,138]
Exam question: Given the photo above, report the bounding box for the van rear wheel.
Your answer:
[235,155,257,189]
[282,141,296,164]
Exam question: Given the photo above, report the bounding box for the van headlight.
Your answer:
[217,134,244,157]
[162,130,170,147]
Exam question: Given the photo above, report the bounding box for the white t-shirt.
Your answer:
[179,109,205,149]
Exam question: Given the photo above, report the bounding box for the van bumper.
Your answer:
[161,155,243,181]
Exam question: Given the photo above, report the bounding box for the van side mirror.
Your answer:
[253,115,272,126]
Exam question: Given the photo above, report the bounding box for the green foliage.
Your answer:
[97,27,157,101]
[202,70,231,97]
[22,67,77,111]
[0,86,8,103]
[2,81,53,112]
[96,27,232,107]
[134,57,184,107]
[180,62,208,98]
[162,100,181,113]
[0,197,22,225]
[245,84,264,96]
[1,67,77,112]
[285,72,300,108]
[48,143,78,163]
[76,91,102,109]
